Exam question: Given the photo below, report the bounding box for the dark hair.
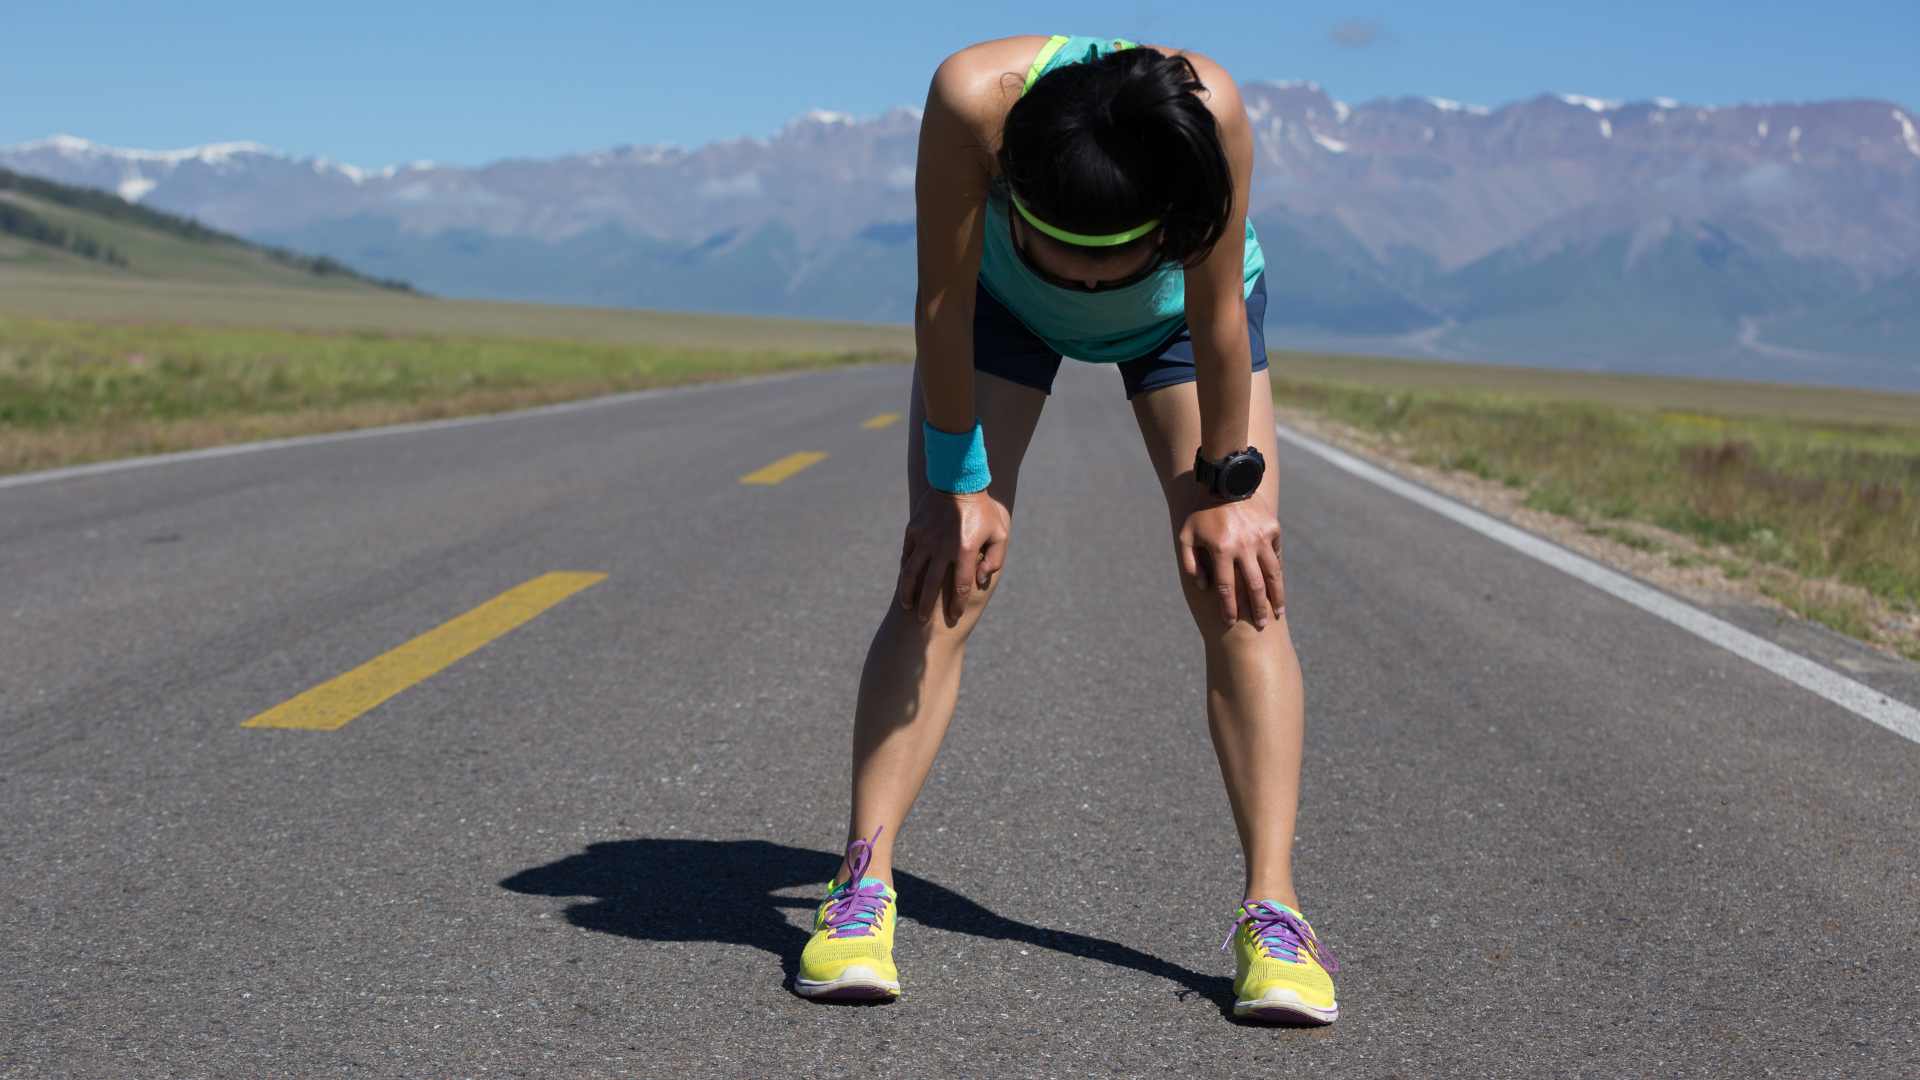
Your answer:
[994,47,1233,266]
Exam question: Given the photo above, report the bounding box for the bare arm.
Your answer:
[895,51,1015,627]
[1167,54,1286,629]
[1178,54,1256,463]
[912,56,995,436]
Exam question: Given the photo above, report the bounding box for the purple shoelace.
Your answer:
[821,824,890,939]
[1221,900,1340,971]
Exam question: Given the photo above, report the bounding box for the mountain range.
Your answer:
[6,86,1918,389]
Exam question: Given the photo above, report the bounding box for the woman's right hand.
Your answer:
[897,487,1010,627]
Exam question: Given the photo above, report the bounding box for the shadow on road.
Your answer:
[500,837,1235,1011]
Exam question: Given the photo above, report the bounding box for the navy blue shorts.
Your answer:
[974,271,1269,400]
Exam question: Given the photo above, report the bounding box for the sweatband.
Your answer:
[923,418,992,494]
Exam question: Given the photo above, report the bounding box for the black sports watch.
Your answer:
[1194,445,1265,500]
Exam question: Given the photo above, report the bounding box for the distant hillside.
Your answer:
[0,166,414,292]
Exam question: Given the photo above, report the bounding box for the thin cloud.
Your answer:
[1329,18,1387,49]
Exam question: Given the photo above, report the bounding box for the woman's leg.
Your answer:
[1128,368,1304,906]
[832,363,1049,888]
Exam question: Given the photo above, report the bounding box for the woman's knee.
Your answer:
[1172,558,1286,644]
[893,552,1009,642]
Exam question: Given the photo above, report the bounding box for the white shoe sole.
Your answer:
[1233,987,1338,1024]
[794,965,900,1001]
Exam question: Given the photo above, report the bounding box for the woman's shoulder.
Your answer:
[930,37,1241,128]
[927,36,1052,121]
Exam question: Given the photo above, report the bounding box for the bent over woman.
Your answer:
[794,33,1340,1025]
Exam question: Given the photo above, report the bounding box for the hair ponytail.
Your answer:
[996,47,1233,265]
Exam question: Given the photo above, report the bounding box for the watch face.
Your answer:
[1224,457,1262,497]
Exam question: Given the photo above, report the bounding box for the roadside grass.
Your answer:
[1272,377,1920,657]
[0,266,914,355]
[1270,352,1920,427]
[0,314,906,475]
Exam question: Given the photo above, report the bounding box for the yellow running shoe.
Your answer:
[795,825,900,1001]
[1222,899,1340,1024]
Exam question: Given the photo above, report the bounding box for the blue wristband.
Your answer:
[923,418,991,494]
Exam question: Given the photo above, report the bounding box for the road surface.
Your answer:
[4,360,1917,1077]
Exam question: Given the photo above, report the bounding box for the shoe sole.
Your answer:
[1233,989,1337,1025]
[794,965,901,1002]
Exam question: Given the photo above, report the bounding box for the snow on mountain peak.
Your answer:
[1894,109,1920,159]
[1311,131,1350,154]
[2,133,440,196]
[1557,94,1622,113]
[1424,96,1491,116]
[37,133,99,154]
[774,105,922,131]
[9,132,275,165]
[316,157,368,182]
[164,140,273,164]
[316,158,433,183]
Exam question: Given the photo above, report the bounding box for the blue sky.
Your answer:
[5,0,1915,168]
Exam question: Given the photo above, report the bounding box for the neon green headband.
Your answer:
[1009,192,1161,247]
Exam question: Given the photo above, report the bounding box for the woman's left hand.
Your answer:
[1176,493,1284,629]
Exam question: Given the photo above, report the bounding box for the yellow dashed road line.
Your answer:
[242,571,608,731]
[251,415,888,730]
[740,451,828,485]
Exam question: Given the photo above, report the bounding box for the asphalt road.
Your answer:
[3,360,1917,1078]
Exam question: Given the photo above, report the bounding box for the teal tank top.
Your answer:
[977,34,1266,363]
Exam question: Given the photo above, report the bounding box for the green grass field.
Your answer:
[0,308,905,475]
[1270,352,1920,428]
[0,265,913,354]
[1270,369,1920,656]
[0,173,406,292]
[0,203,913,475]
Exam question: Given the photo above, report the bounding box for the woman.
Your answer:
[794,33,1340,1025]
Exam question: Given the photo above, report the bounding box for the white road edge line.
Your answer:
[1274,422,1920,746]
[0,365,878,492]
